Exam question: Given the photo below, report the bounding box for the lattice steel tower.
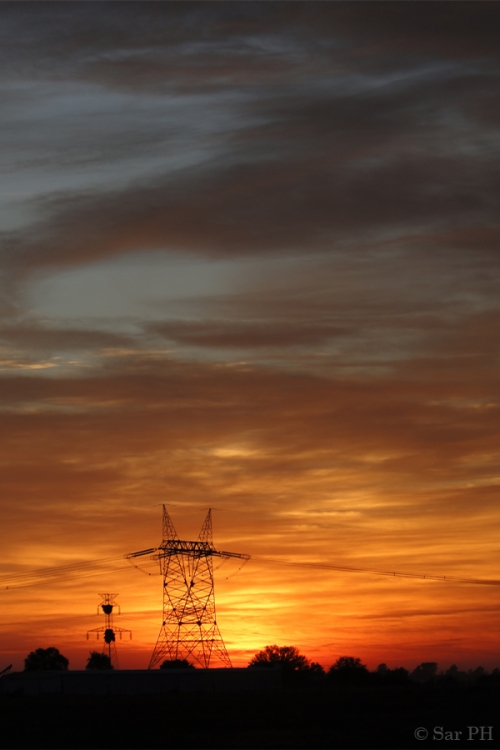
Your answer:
[86,593,131,669]
[127,507,250,669]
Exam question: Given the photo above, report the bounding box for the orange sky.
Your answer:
[1,2,500,673]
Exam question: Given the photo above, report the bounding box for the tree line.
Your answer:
[247,646,500,687]
[18,645,500,687]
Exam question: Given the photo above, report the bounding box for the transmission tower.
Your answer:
[127,507,250,669]
[86,593,131,669]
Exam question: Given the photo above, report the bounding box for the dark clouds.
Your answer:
[0,322,134,352]
[1,2,500,281]
[148,319,348,349]
[2,3,500,84]
[5,141,500,280]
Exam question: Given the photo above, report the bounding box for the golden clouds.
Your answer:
[0,334,499,668]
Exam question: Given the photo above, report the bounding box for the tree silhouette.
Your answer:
[410,662,438,683]
[24,647,69,671]
[328,656,369,684]
[307,661,326,681]
[383,666,410,685]
[469,666,486,681]
[159,658,195,669]
[248,645,317,685]
[86,651,113,670]
[249,645,309,672]
[373,664,409,686]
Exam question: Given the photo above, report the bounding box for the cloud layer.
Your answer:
[0,2,499,671]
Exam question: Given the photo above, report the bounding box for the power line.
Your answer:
[251,556,500,587]
[0,555,133,590]
[1,551,500,592]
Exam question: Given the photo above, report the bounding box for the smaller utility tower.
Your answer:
[87,593,131,669]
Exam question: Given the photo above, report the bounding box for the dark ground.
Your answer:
[0,683,499,749]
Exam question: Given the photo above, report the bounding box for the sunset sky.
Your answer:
[1,2,500,673]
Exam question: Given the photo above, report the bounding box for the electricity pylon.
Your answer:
[127,507,250,669]
[86,593,131,669]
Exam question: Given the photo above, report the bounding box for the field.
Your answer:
[1,683,499,749]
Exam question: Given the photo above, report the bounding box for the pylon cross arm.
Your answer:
[124,547,158,559]
[125,547,250,562]
[215,551,251,560]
